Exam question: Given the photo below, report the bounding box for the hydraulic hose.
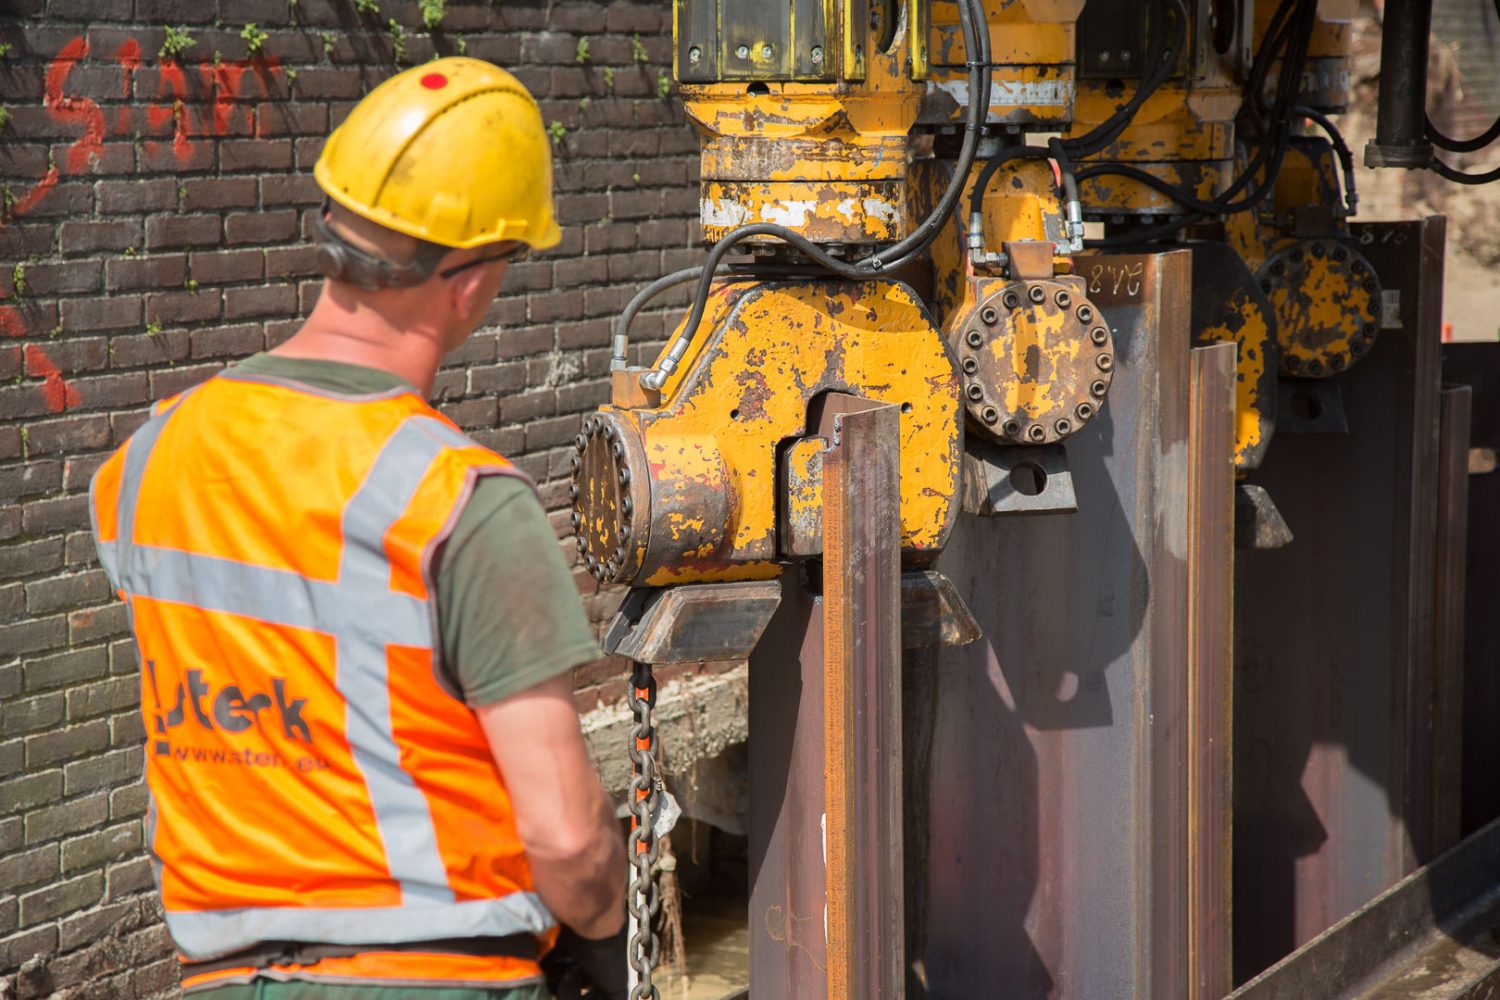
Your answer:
[632,0,994,391]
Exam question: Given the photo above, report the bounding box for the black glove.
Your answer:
[553,924,629,1000]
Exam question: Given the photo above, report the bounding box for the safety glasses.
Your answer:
[438,241,530,279]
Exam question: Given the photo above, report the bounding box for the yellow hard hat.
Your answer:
[314,57,561,251]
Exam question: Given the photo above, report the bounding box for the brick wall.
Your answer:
[0,2,702,996]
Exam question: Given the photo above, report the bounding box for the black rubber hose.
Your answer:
[967,146,1053,219]
[1426,115,1500,153]
[1430,158,1500,184]
[1296,104,1359,212]
[1060,0,1188,159]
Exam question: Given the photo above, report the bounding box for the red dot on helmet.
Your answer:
[421,73,448,89]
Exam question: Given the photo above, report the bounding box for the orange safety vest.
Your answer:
[89,369,556,991]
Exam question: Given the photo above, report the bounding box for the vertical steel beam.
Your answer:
[748,394,904,999]
[822,395,905,999]
[1189,342,1237,1000]
[1440,343,1500,837]
[1233,218,1446,981]
[917,249,1209,999]
[1431,384,1471,857]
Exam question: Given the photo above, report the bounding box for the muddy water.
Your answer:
[655,893,749,1000]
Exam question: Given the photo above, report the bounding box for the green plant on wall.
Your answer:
[353,0,380,15]
[656,72,671,98]
[601,66,615,92]
[631,34,648,62]
[547,120,567,145]
[0,42,13,58]
[160,25,194,61]
[418,0,446,30]
[388,19,407,62]
[320,30,337,57]
[11,263,25,297]
[241,23,269,55]
[0,107,11,131]
[575,37,590,64]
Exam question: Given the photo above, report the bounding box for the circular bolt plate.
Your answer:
[956,279,1114,446]
[1259,237,1382,378]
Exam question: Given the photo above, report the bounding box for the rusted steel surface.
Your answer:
[1228,817,1500,1000]
[1189,341,1237,1000]
[1233,218,1446,983]
[821,394,904,999]
[1440,344,1500,837]
[1431,385,1471,859]
[607,581,783,664]
[916,249,1198,999]
[748,573,829,996]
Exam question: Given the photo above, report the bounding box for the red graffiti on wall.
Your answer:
[1,35,285,414]
[5,35,283,226]
[1,306,77,414]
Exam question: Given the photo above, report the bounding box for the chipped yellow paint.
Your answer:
[995,306,1079,416]
[679,1,924,245]
[1077,160,1229,213]
[1199,291,1271,469]
[1268,253,1375,370]
[607,278,961,586]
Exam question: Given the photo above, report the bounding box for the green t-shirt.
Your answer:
[182,355,599,997]
[231,353,601,706]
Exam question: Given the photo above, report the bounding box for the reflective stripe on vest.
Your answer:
[92,375,554,964]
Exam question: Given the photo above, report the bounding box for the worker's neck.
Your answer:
[272,282,450,397]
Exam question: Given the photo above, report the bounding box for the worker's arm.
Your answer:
[477,674,626,939]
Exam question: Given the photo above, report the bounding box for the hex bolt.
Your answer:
[1333,247,1348,261]
[1090,327,1108,346]
[569,483,579,500]
[612,441,625,458]
[689,46,702,64]
[962,357,979,374]
[967,383,985,400]
[606,425,620,441]
[1261,280,1274,294]
[575,434,588,450]
[575,534,587,550]
[1311,243,1324,258]
[966,329,985,348]
[1028,285,1046,304]
[570,454,581,471]
[1364,280,1378,295]
[1003,420,1021,437]
[1027,424,1047,442]
[1055,290,1071,309]
[1076,402,1094,420]
[1002,292,1020,310]
[1090,379,1107,397]
[1096,354,1114,371]
[621,497,633,516]
[1290,250,1303,264]
[761,44,774,59]
[1329,356,1345,372]
[1054,418,1072,436]
[618,466,631,485]
[981,307,999,325]
[1363,322,1377,337]
[1309,359,1324,375]
[1271,262,1285,277]
[570,511,582,528]
[736,44,750,59]
[811,46,824,63]
[1077,305,1093,323]
[982,406,999,424]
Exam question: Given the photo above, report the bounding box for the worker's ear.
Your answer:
[446,261,498,323]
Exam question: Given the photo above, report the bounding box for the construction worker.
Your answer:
[89,58,627,999]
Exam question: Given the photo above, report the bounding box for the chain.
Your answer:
[626,660,661,1000]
